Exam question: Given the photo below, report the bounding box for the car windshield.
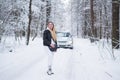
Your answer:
[57,32,70,37]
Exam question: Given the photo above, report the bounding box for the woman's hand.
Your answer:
[50,44,55,48]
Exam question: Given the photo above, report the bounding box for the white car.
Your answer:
[56,32,73,49]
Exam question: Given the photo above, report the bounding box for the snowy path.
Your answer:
[0,38,120,80]
[0,40,47,80]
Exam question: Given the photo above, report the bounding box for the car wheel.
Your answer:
[70,47,73,49]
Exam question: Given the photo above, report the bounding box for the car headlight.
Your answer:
[67,41,73,44]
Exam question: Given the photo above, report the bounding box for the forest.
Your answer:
[0,0,120,56]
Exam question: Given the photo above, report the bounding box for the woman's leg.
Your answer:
[48,51,54,72]
[44,46,54,75]
[44,47,54,75]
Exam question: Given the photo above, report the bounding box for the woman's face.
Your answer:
[48,23,54,30]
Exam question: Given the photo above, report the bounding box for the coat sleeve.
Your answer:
[43,30,51,46]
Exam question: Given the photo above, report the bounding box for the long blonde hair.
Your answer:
[47,22,57,41]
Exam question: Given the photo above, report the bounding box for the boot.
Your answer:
[47,68,54,75]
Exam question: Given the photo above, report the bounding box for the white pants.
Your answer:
[44,46,54,70]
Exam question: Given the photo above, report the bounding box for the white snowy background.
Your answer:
[0,0,120,80]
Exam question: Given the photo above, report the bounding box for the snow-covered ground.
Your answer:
[0,37,120,80]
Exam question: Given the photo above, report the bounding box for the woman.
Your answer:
[43,22,57,75]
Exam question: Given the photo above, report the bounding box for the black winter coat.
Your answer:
[43,30,57,47]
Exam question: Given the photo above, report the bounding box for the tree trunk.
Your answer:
[46,0,51,25]
[100,8,102,39]
[26,0,32,45]
[83,1,87,38]
[90,0,95,42]
[112,0,119,49]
